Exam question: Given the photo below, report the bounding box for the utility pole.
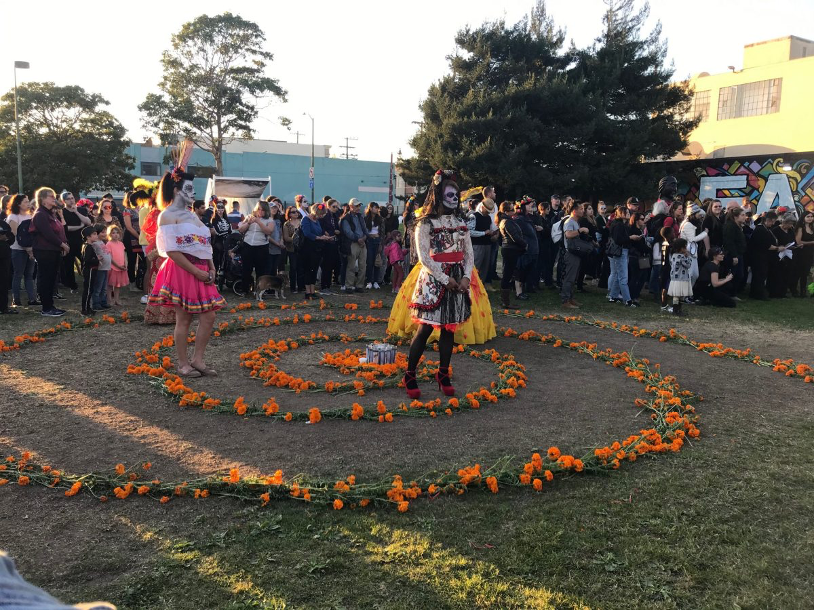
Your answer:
[341,136,358,160]
[294,130,304,144]
[13,60,30,193]
[303,113,314,203]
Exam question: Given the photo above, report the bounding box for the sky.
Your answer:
[2,0,812,164]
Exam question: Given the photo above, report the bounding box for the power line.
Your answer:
[341,136,358,160]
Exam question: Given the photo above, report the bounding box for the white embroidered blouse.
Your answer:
[156,222,213,260]
[414,214,474,285]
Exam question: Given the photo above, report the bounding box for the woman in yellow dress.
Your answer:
[387,179,496,347]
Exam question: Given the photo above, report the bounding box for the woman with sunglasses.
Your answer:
[96,200,123,235]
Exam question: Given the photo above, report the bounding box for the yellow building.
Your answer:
[677,35,814,160]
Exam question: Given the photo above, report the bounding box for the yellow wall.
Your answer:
[680,53,814,160]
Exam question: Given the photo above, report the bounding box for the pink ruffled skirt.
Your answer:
[149,257,226,314]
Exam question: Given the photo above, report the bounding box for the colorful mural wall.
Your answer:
[674,155,814,215]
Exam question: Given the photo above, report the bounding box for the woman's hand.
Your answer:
[458,277,470,293]
[194,268,211,283]
[446,277,459,291]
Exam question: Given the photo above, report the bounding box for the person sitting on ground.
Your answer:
[695,246,736,307]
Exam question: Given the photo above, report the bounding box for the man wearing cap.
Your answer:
[468,199,498,282]
[340,198,368,292]
[626,197,641,215]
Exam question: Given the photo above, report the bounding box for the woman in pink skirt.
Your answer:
[149,148,226,377]
[105,225,128,306]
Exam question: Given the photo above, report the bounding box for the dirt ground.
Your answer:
[1,296,813,604]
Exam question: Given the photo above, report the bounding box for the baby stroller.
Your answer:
[217,232,246,297]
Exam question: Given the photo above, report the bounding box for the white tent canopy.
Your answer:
[204,176,271,216]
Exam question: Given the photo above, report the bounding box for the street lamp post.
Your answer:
[13,61,30,193]
[303,112,314,203]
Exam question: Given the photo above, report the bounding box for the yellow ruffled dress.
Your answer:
[387,264,496,344]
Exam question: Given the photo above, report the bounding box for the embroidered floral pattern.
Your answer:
[175,233,210,247]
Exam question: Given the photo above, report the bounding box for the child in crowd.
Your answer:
[106,225,128,306]
[80,226,100,315]
[383,230,405,292]
[667,237,692,316]
[91,224,112,310]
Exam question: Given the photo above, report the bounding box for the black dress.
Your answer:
[795,226,814,296]
[748,224,777,299]
[769,226,796,297]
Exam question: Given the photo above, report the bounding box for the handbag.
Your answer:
[638,256,651,270]
[606,236,623,258]
[375,253,382,267]
[567,237,593,257]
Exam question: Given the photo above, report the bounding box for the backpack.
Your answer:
[16,218,34,249]
[551,218,565,244]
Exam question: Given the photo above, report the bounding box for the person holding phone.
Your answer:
[695,247,736,307]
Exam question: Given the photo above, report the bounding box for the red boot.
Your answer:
[403,370,421,399]
[435,367,455,396]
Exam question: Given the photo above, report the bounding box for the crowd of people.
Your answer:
[1,176,812,318]
[471,177,814,313]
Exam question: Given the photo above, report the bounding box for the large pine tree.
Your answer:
[400,2,591,199]
[400,0,697,202]
[574,0,697,200]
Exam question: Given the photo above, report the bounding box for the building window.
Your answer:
[141,162,161,176]
[189,166,216,179]
[689,90,710,122]
[717,78,782,121]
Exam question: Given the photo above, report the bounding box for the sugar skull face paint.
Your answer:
[442,185,459,209]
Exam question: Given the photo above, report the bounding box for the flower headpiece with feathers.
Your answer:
[170,138,195,181]
[460,186,484,202]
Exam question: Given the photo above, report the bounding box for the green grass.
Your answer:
[32,412,813,610]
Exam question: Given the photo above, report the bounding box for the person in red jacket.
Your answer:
[31,187,69,316]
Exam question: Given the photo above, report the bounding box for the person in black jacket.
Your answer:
[0,217,17,314]
[606,207,635,305]
[514,197,538,300]
[497,200,526,309]
[627,213,651,304]
[748,211,785,299]
[535,200,553,287]
[80,226,101,315]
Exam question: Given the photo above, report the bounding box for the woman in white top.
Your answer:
[238,200,275,292]
[679,203,710,286]
[5,194,38,306]
[148,164,226,378]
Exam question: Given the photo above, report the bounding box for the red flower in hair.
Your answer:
[171,167,183,181]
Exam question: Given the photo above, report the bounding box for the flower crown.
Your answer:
[432,169,458,186]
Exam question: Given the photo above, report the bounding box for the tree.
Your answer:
[571,0,697,200]
[400,0,697,201]
[0,82,134,195]
[139,12,287,175]
[400,1,590,199]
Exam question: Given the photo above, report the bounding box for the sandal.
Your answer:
[177,366,202,378]
[191,363,218,377]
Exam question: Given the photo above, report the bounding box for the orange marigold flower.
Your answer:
[17,476,30,486]
[360,499,370,507]
[397,501,409,512]
[519,473,531,485]
[547,447,561,461]
[308,407,322,424]
[260,492,271,506]
[284,412,293,421]
[333,499,344,510]
[115,463,125,476]
[160,496,170,504]
[532,478,543,491]
[0,479,8,486]
[137,485,150,495]
[143,462,152,471]
[544,470,554,482]
[384,413,393,422]
[486,476,499,493]
[64,481,82,497]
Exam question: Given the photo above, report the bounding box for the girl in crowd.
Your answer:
[607,206,634,306]
[282,207,305,293]
[5,194,38,306]
[769,214,798,297]
[383,230,405,292]
[679,203,709,291]
[238,200,274,292]
[497,199,526,309]
[300,202,332,300]
[695,246,736,307]
[794,210,814,297]
[364,202,384,289]
[106,225,128,306]
[210,200,232,274]
[266,201,284,276]
[148,159,225,377]
[722,206,747,295]
[402,170,473,398]
[627,212,651,305]
[702,199,724,247]
[667,237,693,316]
